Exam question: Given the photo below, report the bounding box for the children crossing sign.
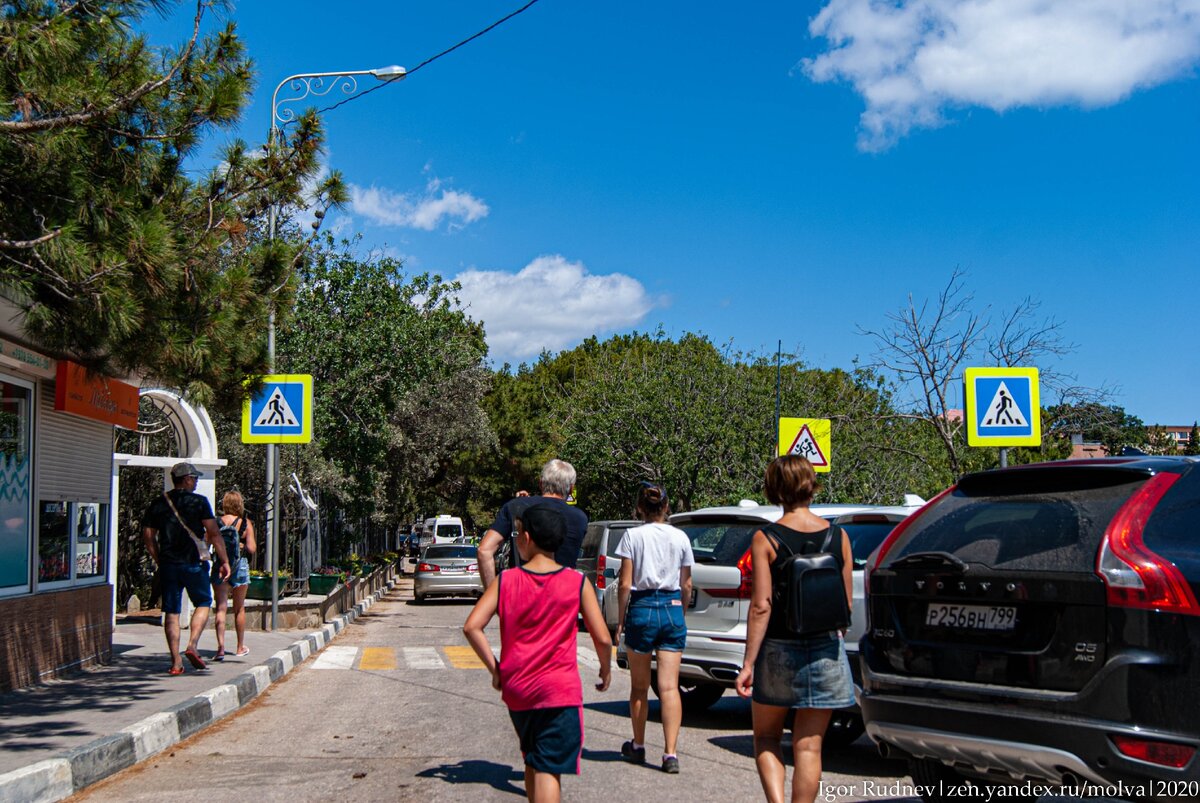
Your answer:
[778,417,831,473]
[964,367,1040,447]
[242,374,313,444]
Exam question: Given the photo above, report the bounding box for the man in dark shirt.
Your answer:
[142,462,230,674]
[478,459,588,588]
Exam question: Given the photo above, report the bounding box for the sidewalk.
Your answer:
[0,579,399,803]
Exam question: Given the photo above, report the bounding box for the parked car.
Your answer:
[413,544,483,602]
[576,520,640,634]
[616,497,922,746]
[830,503,923,742]
[860,456,1200,801]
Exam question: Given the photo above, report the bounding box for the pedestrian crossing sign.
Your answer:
[778,417,831,473]
[242,374,313,444]
[964,367,1040,447]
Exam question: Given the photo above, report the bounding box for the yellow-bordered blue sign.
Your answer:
[778,417,831,473]
[964,367,1041,447]
[242,374,313,444]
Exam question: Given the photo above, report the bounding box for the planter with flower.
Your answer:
[307,565,347,596]
[247,569,291,600]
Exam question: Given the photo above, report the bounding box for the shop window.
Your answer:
[75,503,104,579]
[36,500,107,588]
[38,501,71,583]
[0,378,33,595]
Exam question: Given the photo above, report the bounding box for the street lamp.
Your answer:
[263,65,406,629]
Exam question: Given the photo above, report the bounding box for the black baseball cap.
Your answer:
[518,502,566,552]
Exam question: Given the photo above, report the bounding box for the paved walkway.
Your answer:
[0,578,404,802]
[0,615,302,776]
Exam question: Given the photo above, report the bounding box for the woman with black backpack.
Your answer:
[211,490,257,660]
[734,455,854,803]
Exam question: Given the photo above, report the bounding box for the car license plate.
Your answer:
[925,603,1017,631]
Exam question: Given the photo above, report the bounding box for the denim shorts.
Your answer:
[160,562,214,614]
[212,557,250,589]
[508,705,583,775]
[752,633,854,709]
[624,589,687,654]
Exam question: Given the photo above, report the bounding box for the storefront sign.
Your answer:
[0,336,55,378]
[54,361,139,430]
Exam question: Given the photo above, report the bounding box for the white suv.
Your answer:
[617,497,923,746]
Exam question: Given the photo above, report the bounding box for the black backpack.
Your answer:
[218,517,246,563]
[764,524,850,636]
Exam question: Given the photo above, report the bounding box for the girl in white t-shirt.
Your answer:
[614,483,695,774]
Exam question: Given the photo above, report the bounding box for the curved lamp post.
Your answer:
[263,65,406,628]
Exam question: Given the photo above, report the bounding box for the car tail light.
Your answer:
[597,554,607,590]
[1097,472,1199,614]
[467,563,478,572]
[1111,734,1196,768]
[417,562,439,573]
[866,485,957,581]
[707,547,754,599]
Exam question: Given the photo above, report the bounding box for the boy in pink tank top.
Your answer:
[464,503,612,803]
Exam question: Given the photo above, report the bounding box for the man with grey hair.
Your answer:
[478,459,589,588]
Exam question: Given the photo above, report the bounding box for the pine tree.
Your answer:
[0,1,343,409]
[1185,422,1200,456]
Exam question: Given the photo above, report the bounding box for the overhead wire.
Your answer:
[310,0,543,119]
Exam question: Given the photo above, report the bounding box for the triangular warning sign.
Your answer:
[786,424,829,466]
[254,386,298,427]
[980,381,1027,428]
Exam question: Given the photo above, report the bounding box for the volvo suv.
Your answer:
[860,457,1200,801]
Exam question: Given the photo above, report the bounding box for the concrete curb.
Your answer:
[0,580,396,803]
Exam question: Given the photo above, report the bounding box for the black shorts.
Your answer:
[508,705,583,775]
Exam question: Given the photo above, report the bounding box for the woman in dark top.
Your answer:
[735,455,854,803]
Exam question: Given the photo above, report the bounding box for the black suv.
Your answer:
[860,457,1200,802]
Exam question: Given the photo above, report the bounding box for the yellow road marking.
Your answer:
[358,647,397,671]
[444,646,487,669]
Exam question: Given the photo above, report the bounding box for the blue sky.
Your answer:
[150,1,1199,425]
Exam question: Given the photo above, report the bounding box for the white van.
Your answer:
[422,515,465,546]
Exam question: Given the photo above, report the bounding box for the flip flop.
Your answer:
[167,666,185,676]
[213,650,225,662]
[236,646,250,657]
[183,648,207,670]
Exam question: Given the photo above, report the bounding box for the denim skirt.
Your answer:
[752,632,854,709]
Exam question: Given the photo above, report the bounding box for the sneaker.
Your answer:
[662,755,680,774]
[621,741,646,764]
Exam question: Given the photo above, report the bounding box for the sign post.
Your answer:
[964,367,1041,459]
[242,375,313,629]
[777,417,831,472]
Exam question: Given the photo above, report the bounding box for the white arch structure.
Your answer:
[109,388,227,606]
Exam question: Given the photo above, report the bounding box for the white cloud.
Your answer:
[452,255,656,361]
[327,214,354,236]
[803,0,1200,150]
[349,179,489,230]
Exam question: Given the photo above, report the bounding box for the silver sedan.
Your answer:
[413,544,483,602]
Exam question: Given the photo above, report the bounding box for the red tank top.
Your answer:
[498,566,584,711]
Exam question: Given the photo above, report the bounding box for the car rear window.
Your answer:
[839,522,899,568]
[424,546,476,559]
[676,521,762,565]
[606,528,632,558]
[891,478,1147,571]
